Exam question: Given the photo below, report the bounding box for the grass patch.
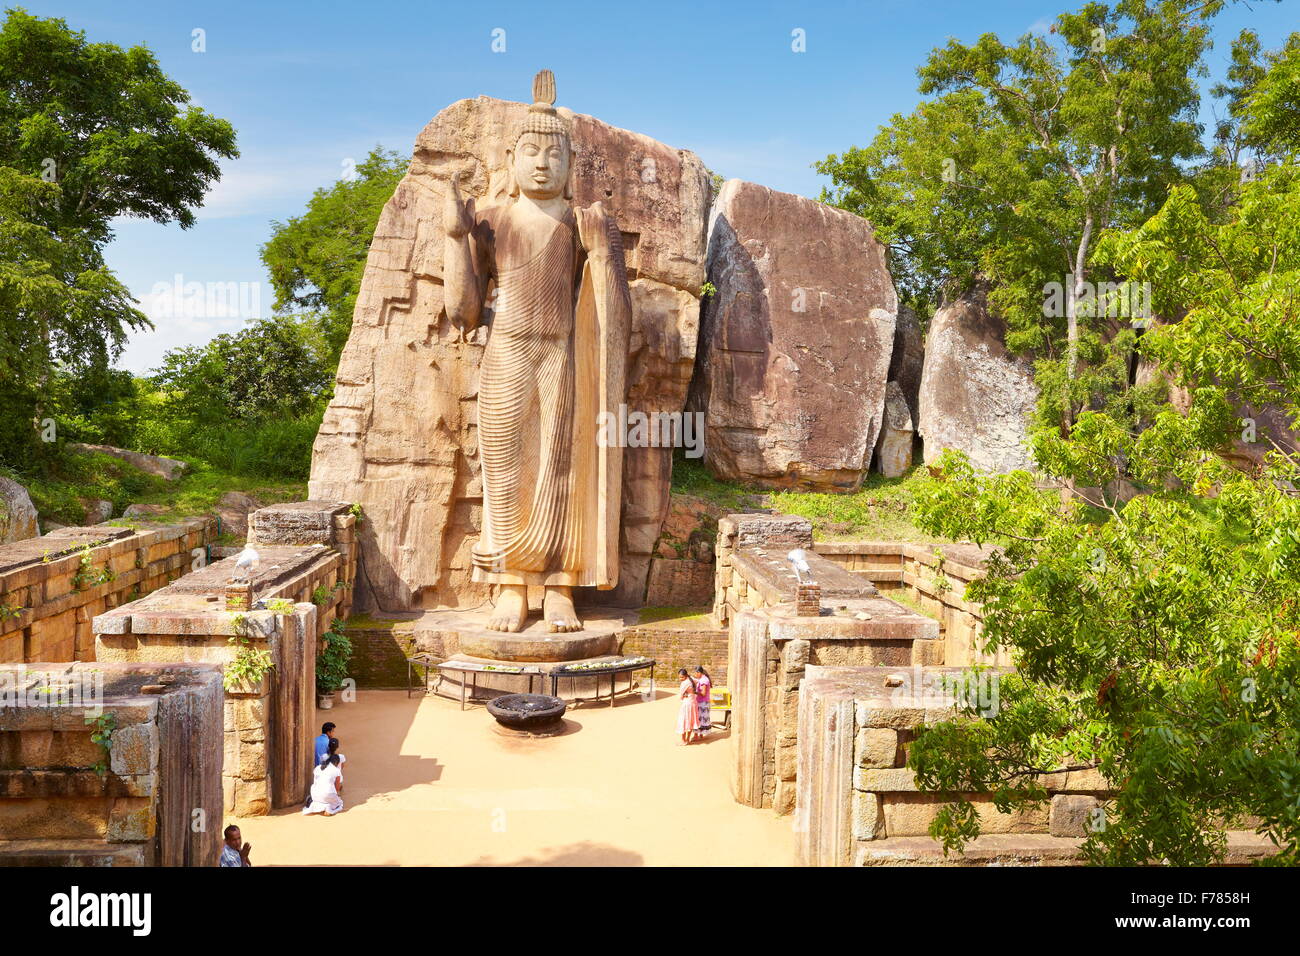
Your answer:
[636,605,716,627]
[669,454,765,512]
[670,450,939,542]
[881,587,943,622]
[9,448,305,532]
[6,451,169,526]
[769,467,936,541]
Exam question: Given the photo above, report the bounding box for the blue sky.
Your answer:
[19,0,1299,372]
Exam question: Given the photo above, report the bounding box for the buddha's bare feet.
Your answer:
[487,585,528,632]
[544,586,582,633]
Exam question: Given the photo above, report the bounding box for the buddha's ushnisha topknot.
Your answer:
[514,68,569,143]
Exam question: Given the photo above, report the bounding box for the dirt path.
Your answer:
[232,688,793,866]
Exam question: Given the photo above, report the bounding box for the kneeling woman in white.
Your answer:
[303,752,344,816]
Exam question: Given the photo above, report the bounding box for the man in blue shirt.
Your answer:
[314,722,336,767]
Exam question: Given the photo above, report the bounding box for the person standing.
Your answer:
[219,825,251,866]
[694,665,713,735]
[676,668,699,745]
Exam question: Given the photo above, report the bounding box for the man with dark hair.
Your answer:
[314,722,337,767]
[220,825,251,867]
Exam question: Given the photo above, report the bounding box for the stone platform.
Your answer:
[413,606,638,663]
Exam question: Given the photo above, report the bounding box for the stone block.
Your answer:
[852,791,882,841]
[238,741,267,780]
[854,767,918,792]
[108,723,159,777]
[232,777,269,816]
[107,797,154,843]
[233,697,266,734]
[855,728,898,769]
[1050,794,1100,838]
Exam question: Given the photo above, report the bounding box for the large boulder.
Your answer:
[873,381,915,478]
[689,180,897,490]
[0,476,39,543]
[81,499,113,524]
[888,304,925,426]
[215,492,264,541]
[917,292,1038,474]
[309,95,710,612]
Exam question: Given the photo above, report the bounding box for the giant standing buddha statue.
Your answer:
[442,70,632,635]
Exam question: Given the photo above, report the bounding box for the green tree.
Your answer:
[0,166,139,460]
[817,0,1216,432]
[151,317,333,426]
[906,39,1300,864]
[0,7,236,463]
[260,147,404,367]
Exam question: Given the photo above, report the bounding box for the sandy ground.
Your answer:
[232,688,794,866]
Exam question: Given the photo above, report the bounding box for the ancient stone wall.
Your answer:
[343,618,418,688]
[618,614,728,683]
[0,662,223,866]
[712,512,816,628]
[0,519,216,665]
[93,502,357,816]
[795,665,1275,866]
[729,606,940,816]
[812,540,1010,668]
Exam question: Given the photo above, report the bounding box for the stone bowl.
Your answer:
[485,693,568,732]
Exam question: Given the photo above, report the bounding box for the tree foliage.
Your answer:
[150,317,333,427]
[260,147,404,367]
[817,0,1217,430]
[907,33,1300,864]
[0,7,236,465]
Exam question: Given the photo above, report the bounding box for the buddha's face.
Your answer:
[511,131,570,200]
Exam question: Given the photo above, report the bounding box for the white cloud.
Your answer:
[119,280,262,373]
[197,137,413,220]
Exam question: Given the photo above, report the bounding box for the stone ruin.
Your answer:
[0,499,358,867]
[4,78,1289,869]
[0,662,224,866]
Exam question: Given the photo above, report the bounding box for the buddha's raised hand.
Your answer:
[444,170,474,239]
[575,201,614,257]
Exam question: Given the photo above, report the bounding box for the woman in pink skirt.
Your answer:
[676,668,699,744]
[694,665,713,735]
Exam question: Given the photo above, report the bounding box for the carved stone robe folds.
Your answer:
[463,202,631,589]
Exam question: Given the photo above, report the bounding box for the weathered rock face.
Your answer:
[645,492,725,607]
[1226,400,1300,473]
[310,96,710,612]
[0,476,38,543]
[689,179,897,490]
[873,382,915,478]
[888,305,924,426]
[917,293,1038,474]
[215,491,264,542]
